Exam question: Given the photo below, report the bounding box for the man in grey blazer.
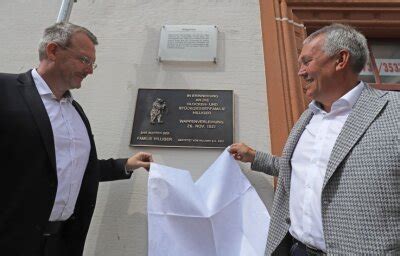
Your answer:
[230,24,400,255]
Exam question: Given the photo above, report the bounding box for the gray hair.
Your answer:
[38,22,98,61]
[304,23,369,74]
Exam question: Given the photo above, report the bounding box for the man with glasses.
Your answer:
[0,22,153,255]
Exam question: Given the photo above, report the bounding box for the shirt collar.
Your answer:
[31,69,74,102]
[309,81,365,114]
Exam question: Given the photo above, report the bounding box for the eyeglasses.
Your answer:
[57,44,97,70]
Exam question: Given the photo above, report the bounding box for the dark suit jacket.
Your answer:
[0,70,131,256]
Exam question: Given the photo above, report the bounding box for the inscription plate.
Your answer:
[158,25,218,62]
[130,89,233,148]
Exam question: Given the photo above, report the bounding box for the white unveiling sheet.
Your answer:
[147,148,270,256]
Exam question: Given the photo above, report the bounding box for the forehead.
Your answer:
[299,35,325,60]
[69,32,96,57]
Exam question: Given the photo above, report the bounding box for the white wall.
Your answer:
[0,0,273,255]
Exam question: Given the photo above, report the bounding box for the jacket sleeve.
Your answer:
[250,151,280,177]
[98,158,132,182]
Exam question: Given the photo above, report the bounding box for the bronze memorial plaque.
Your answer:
[130,89,233,148]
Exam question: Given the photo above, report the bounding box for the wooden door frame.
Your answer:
[260,0,400,156]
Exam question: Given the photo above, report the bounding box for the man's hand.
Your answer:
[126,152,153,172]
[229,143,256,163]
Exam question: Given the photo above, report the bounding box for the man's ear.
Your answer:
[46,43,58,61]
[336,50,350,71]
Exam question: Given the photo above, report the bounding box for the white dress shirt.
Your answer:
[32,69,91,221]
[289,82,365,251]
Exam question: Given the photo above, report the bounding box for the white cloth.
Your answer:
[32,69,91,221]
[148,148,270,256]
[289,82,365,251]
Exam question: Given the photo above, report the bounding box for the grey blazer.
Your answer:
[252,84,400,255]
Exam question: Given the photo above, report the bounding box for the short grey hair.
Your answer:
[304,23,369,74]
[38,22,98,61]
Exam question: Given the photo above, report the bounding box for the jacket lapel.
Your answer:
[322,85,388,189]
[17,70,56,172]
[282,109,314,193]
[72,100,96,161]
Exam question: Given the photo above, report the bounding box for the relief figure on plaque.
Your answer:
[150,98,167,124]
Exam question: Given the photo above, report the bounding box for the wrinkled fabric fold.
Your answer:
[148,148,270,256]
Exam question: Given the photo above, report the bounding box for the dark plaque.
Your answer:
[130,89,233,148]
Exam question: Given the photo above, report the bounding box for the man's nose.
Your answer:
[298,65,306,76]
[85,65,94,75]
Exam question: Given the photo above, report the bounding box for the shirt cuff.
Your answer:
[124,165,134,175]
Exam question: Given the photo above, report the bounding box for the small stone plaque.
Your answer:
[130,89,233,148]
[158,25,218,62]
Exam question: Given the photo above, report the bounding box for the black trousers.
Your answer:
[273,232,326,256]
[40,221,70,256]
[272,232,293,255]
[40,234,69,256]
